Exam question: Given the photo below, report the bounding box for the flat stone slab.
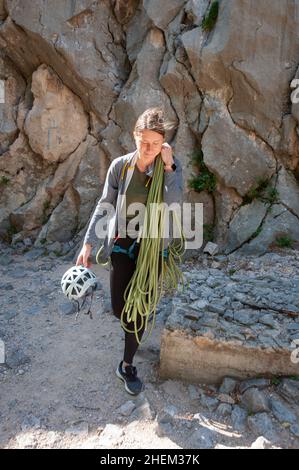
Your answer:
[160,328,299,385]
[159,260,299,385]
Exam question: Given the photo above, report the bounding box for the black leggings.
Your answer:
[110,235,162,364]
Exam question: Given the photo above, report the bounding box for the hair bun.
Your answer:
[134,107,176,136]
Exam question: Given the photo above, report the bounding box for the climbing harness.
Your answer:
[111,237,169,261]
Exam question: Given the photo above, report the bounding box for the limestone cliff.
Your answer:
[0,0,299,255]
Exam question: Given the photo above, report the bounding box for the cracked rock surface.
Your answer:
[0,0,299,252]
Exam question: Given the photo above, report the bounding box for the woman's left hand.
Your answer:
[161,143,174,167]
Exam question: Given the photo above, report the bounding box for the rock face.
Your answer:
[24,65,89,163]
[0,0,299,252]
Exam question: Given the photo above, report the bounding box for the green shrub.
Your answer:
[275,235,293,248]
[251,225,263,239]
[242,178,278,205]
[7,223,18,237]
[202,1,219,31]
[53,250,63,257]
[42,200,51,224]
[43,200,50,211]
[265,187,279,204]
[271,377,281,386]
[188,149,217,193]
[228,268,237,275]
[0,176,10,185]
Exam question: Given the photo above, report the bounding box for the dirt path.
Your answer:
[0,251,188,448]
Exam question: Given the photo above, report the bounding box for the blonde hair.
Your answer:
[134,107,176,137]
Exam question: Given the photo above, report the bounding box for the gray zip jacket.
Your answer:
[82,149,183,263]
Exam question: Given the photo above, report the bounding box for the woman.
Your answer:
[76,107,183,395]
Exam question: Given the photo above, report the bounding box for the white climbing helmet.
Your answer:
[61,265,97,301]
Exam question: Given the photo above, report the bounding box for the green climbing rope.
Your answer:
[120,153,187,344]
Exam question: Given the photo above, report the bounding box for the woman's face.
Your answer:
[134,129,164,161]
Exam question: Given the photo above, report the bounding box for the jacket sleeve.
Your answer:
[83,158,119,248]
[163,155,183,205]
[161,156,184,246]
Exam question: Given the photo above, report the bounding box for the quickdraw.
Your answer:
[74,286,96,320]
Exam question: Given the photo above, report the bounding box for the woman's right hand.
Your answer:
[76,243,92,268]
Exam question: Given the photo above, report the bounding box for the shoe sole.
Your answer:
[115,367,144,396]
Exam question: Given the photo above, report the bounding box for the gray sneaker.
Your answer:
[116,361,144,395]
